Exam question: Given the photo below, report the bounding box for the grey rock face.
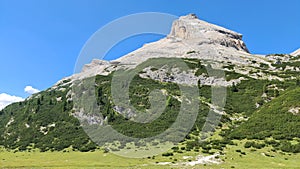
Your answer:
[73,108,104,125]
[169,14,249,53]
[115,14,255,67]
[57,14,274,85]
[81,59,110,73]
[139,66,243,87]
[291,48,300,56]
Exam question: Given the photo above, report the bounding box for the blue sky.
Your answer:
[0,0,300,107]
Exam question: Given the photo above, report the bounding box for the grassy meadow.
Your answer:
[1,145,299,169]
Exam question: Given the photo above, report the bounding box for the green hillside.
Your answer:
[0,57,299,168]
[0,83,96,152]
[228,87,300,153]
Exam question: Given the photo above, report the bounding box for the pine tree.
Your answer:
[231,82,238,92]
[274,89,279,97]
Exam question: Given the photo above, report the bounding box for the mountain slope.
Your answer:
[230,87,300,139]
[0,83,97,152]
[0,14,299,165]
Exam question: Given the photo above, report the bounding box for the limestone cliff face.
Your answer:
[114,14,256,67]
[62,14,270,82]
[291,48,300,56]
[169,14,249,53]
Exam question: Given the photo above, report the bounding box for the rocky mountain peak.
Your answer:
[169,14,249,53]
[66,14,264,81]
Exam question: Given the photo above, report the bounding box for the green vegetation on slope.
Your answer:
[0,85,96,152]
[228,87,300,152]
[0,57,300,169]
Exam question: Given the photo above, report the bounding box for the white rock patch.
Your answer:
[289,107,300,115]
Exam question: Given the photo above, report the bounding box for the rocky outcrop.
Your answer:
[73,108,104,125]
[169,14,249,53]
[115,14,255,66]
[289,107,300,115]
[291,48,300,56]
[59,14,272,84]
[139,66,243,87]
[81,59,110,73]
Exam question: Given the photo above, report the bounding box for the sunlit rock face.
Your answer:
[291,48,300,56]
[63,13,271,82]
[169,14,249,53]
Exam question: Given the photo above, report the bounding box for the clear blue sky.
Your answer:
[0,0,300,99]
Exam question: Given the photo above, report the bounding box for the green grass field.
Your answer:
[216,141,300,169]
[1,145,299,169]
[0,150,150,169]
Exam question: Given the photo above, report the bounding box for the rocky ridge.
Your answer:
[56,14,299,87]
[57,14,267,83]
[291,48,300,56]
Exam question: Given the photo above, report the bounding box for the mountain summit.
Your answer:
[116,14,252,65]
[169,14,249,53]
[69,14,265,81]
